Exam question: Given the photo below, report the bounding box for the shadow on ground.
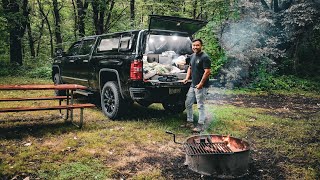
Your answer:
[0,115,77,140]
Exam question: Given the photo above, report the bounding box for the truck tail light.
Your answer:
[130,59,143,80]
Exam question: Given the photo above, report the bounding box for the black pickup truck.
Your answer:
[52,15,207,119]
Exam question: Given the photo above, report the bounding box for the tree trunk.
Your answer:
[92,0,99,34]
[105,3,127,34]
[193,0,197,19]
[280,0,293,10]
[98,0,107,34]
[273,0,279,12]
[260,0,269,9]
[37,0,54,57]
[71,0,78,40]
[36,19,45,57]
[2,0,28,65]
[104,0,115,33]
[76,0,89,37]
[20,0,28,62]
[25,0,35,58]
[92,0,109,35]
[182,1,186,13]
[130,0,135,28]
[199,0,203,19]
[9,28,23,65]
[52,0,63,49]
[27,21,35,58]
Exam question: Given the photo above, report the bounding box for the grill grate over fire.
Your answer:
[166,132,250,177]
[184,141,233,155]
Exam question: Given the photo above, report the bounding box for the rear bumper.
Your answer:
[129,85,189,101]
[129,88,149,100]
[144,80,191,88]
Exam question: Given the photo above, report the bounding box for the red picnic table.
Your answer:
[0,84,95,128]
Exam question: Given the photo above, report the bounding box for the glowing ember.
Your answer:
[208,135,249,153]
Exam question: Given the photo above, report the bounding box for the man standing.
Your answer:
[183,39,211,132]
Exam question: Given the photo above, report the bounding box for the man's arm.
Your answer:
[195,68,211,89]
[183,66,192,84]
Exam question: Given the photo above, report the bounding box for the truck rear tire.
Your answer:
[53,73,66,96]
[101,81,123,120]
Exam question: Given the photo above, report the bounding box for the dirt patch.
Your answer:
[207,91,320,120]
[110,144,201,180]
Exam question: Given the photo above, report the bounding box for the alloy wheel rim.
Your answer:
[103,87,115,113]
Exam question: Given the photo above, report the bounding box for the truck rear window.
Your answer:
[97,37,119,52]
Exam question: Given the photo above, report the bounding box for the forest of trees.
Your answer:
[0,0,319,89]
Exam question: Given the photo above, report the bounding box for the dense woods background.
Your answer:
[0,0,319,90]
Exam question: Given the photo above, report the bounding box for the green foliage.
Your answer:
[194,0,240,78]
[0,61,26,77]
[0,8,9,61]
[196,21,226,77]
[0,59,51,79]
[277,25,320,77]
[27,66,51,79]
[249,74,320,92]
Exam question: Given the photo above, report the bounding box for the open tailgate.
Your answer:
[148,15,208,35]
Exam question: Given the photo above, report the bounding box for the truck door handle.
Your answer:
[83,60,89,63]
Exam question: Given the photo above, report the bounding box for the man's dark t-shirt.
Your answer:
[189,51,211,88]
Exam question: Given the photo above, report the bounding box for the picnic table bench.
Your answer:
[0,84,95,128]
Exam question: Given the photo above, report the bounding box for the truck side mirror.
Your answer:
[55,49,65,57]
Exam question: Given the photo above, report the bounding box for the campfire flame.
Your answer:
[223,135,231,147]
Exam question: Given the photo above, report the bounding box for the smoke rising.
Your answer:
[217,2,280,88]
[221,17,270,55]
[216,0,320,88]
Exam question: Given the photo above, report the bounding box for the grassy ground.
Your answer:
[0,77,319,179]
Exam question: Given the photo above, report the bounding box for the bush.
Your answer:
[27,66,51,79]
[0,62,28,77]
[195,21,227,77]
[249,75,320,92]
[0,60,51,79]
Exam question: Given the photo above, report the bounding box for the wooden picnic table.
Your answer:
[0,84,95,128]
[0,84,87,90]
